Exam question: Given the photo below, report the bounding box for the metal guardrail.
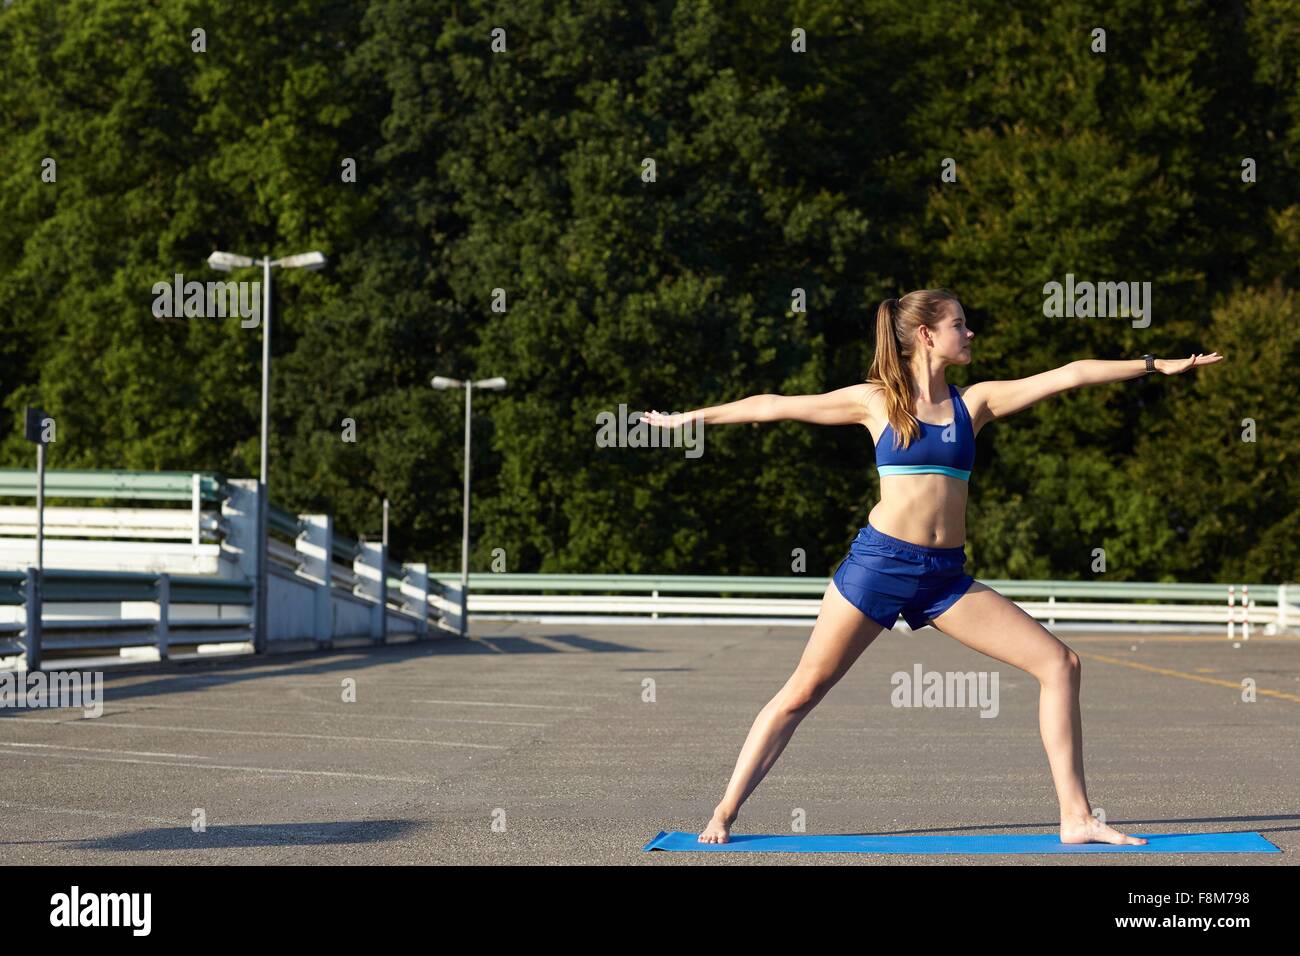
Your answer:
[1,469,449,667]
[427,573,1296,634]
[331,533,359,564]
[267,508,395,584]
[0,505,224,540]
[0,572,24,608]
[0,469,226,502]
[1,558,439,669]
[0,568,253,663]
[0,569,253,606]
[269,503,303,538]
[427,574,1286,597]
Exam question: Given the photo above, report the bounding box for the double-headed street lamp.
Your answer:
[431,375,506,637]
[207,249,326,653]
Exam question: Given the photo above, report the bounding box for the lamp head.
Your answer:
[276,251,327,271]
[206,250,255,272]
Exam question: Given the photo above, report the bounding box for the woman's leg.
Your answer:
[700,581,885,843]
[929,582,1147,845]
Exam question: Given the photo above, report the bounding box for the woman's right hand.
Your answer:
[639,409,693,428]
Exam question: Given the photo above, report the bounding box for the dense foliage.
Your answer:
[2,1,1296,582]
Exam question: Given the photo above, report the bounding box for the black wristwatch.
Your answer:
[1142,354,1155,375]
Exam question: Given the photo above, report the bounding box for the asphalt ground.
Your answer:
[0,620,1295,865]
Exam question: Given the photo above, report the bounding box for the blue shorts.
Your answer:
[832,524,975,631]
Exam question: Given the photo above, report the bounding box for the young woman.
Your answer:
[640,288,1222,846]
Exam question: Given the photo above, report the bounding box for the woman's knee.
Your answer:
[1039,645,1080,684]
[777,674,831,714]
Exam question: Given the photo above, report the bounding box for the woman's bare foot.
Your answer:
[699,805,737,844]
[1060,813,1148,846]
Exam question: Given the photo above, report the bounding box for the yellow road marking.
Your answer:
[1077,651,1300,703]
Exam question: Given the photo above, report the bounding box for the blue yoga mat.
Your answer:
[643,830,1280,853]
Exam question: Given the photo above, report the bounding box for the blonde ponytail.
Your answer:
[866,289,961,450]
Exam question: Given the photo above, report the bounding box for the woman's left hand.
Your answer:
[1157,352,1224,375]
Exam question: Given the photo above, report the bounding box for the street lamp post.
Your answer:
[431,375,506,637]
[23,406,49,670]
[382,496,389,645]
[207,249,326,653]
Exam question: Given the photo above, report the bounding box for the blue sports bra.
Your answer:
[874,383,976,481]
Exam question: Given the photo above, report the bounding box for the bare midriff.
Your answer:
[867,475,967,549]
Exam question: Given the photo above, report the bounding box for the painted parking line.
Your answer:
[106,701,549,728]
[100,672,620,697]
[0,798,181,826]
[0,748,432,783]
[1078,651,1300,703]
[4,718,507,749]
[0,697,551,728]
[0,740,208,759]
[411,698,592,710]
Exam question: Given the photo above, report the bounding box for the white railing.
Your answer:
[430,575,1297,635]
[0,505,222,541]
[1,474,454,668]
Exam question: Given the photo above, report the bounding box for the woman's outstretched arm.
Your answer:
[1073,353,1222,384]
[640,383,873,428]
[969,352,1223,423]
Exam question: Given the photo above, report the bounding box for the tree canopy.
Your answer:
[2,1,1296,582]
